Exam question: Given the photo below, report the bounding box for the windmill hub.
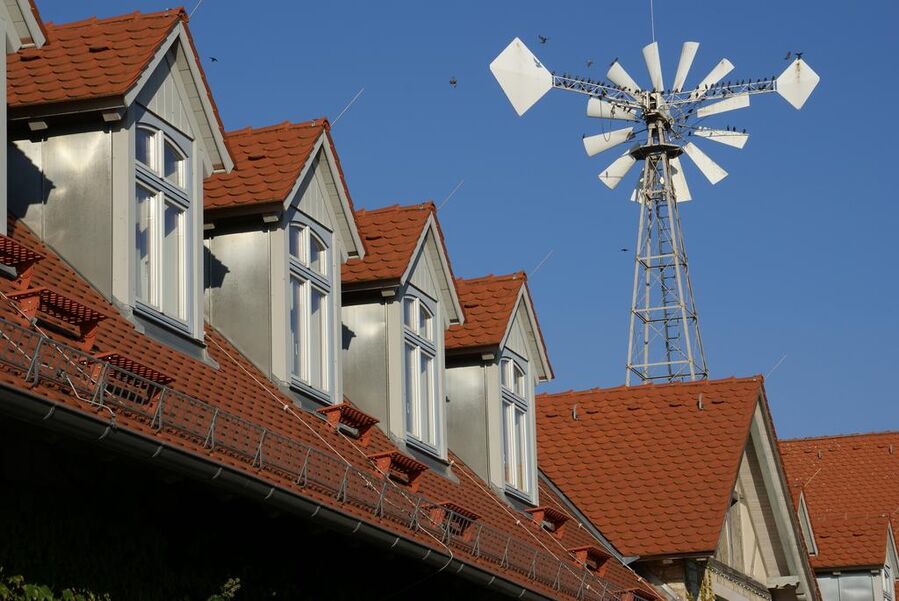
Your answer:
[490,37,820,385]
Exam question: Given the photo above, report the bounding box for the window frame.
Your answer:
[402,290,442,455]
[133,111,194,335]
[500,351,535,500]
[287,215,333,402]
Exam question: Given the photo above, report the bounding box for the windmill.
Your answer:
[489,38,819,385]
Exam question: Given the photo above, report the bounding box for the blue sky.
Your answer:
[37,0,898,438]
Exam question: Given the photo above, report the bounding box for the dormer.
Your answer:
[6,9,231,347]
[204,120,362,406]
[444,272,552,504]
[341,202,462,461]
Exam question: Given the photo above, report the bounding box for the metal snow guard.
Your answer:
[0,316,644,601]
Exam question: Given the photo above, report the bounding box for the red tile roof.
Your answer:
[343,202,447,287]
[7,9,182,108]
[205,120,342,216]
[780,432,899,569]
[446,273,525,350]
[536,377,763,558]
[0,215,649,600]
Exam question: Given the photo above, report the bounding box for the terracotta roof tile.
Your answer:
[0,215,646,599]
[343,202,438,287]
[446,273,524,350]
[780,432,899,569]
[7,9,182,108]
[536,377,762,557]
[204,120,335,215]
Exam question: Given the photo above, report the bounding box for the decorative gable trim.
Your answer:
[2,0,46,50]
[500,285,553,382]
[797,492,818,557]
[399,213,462,325]
[124,21,232,172]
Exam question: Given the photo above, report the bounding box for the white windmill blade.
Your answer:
[489,37,553,116]
[607,61,642,96]
[598,152,637,189]
[776,58,821,109]
[642,42,664,92]
[587,97,638,121]
[672,42,699,92]
[682,142,728,184]
[693,127,749,149]
[690,58,735,98]
[669,157,692,202]
[583,127,635,157]
[696,93,749,118]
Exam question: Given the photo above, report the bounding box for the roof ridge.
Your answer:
[225,119,328,138]
[537,375,763,399]
[456,271,527,285]
[45,7,183,31]
[781,430,899,444]
[354,201,434,216]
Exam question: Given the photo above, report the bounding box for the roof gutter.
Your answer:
[0,384,555,601]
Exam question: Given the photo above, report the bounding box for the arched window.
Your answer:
[288,219,331,396]
[403,293,439,449]
[501,354,533,496]
[134,117,191,329]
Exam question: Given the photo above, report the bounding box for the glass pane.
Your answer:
[135,185,154,305]
[290,278,304,378]
[289,226,303,261]
[419,352,432,444]
[514,363,526,398]
[310,234,326,276]
[502,403,512,484]
[501,359,510,390]
[164,140,184,187]
[162,202,184,319]
[419,304,432,340]
[515,408,528,491]
[136,128,155,170]
[309,288,327,390]
[403,297,416,331]
[404,344,416,436]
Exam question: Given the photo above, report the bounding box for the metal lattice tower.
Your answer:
[489,37,820,385]
[625,125,707,384]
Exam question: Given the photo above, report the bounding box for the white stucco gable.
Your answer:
[401,214,462,326]
[500,286,552,382]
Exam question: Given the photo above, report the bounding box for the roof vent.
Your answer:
[247,153,266,161]
[89,352,174,405]
[0,235,45,290]
[368,450,428,492]
[316,402,379,446]
[8,287,108,351]
[88,44,111,53]
[568,545,612,575]
[364,234,382,241]
[525,506,569,539]
[19,53,41,62]
[427,501,480,541]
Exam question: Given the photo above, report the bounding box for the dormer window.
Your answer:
[501,354,534,497]
[288,218,332,398]
[403,292,441,451]
[134,114,192,331]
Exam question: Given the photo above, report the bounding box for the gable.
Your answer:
[136,48,195,138]
[404,220,461,325]
[501,290,552,382]
[3,0,45,50]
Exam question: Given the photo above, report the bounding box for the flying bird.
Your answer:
[537,34,548,44]
[784,51,791,60]
[449,77,457,88]
[620,248,629,252]
[209,56,218,62]
[586,58,594,69]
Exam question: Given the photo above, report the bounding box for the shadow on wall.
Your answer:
[8,141,54,222]
[204,245,230,290]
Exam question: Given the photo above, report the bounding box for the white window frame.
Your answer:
[884,565,893,601]
[501,352,535,499]
[133,111,193,334]
[402,291,441,454]
[287,216,332,402]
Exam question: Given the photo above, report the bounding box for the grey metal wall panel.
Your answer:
[42,131,113,297]
[342,302,388,425]
[446,363,489,482]
[207,230,272,375]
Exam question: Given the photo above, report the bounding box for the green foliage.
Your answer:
[0,569,240,601]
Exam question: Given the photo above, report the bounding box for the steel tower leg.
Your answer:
[625,148,708,385]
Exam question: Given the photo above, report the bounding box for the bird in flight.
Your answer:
[449,77,457,88]
[620,248,629,252]
[209,56,218,62]
[537,34,548,44]
[586,58,594,69]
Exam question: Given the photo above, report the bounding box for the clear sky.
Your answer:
[35,0,898,438]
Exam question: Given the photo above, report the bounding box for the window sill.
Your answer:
[404,435,446,464]
[504,485,536,506]
[134,301,193,337]
[289,377,332,405]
